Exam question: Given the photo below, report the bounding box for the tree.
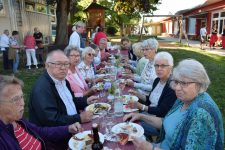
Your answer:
[47,0,160,45]
[47,0,71,45]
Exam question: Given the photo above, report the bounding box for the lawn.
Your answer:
[0,43,225,128]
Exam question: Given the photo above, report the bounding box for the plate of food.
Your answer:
[68,130,104,150]
[92,82,103,90]
[111,122,144,141]
[123,105,139,113]
[86,103,111,114]
[121,95,138,104]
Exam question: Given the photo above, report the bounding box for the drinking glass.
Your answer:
[114,98,124,117]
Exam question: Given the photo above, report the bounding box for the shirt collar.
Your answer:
[47,71,66,85]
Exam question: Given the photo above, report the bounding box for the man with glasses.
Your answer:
[29,50,97,128]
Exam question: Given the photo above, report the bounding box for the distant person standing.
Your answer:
[69,21,86,51]
[93,26,108,46]
[221,25,225,49]
[24,31,38,69]
[178,16,189,46]
[33,27,44,64]
[209,23,218,49]
[0,29,10,70]
[9,31,21,73]
[200,24,207,50]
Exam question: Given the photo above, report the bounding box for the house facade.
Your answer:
[160,0,225,40]
[0,0,56,43]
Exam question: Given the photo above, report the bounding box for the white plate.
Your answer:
[123,105,139,113]
[68,130,104,150]
[121,95,138,104]
[111,122,144,141]
[85,103,111,113]
[95,74,110,78]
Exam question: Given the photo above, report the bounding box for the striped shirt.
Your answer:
[14,123,42,150]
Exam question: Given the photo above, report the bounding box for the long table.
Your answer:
[82,86,136,150]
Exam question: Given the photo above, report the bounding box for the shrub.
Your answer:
[107,26,118,36]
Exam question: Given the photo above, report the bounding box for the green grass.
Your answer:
[0,45,225,128]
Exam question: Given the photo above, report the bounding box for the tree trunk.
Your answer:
[55,0,70,45]
[120,25,124,36]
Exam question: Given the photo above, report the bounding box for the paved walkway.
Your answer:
[158,36,225,56]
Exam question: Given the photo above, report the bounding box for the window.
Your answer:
[36,4,47,14]
[221,12,225,17]
[0,0,5,16]
[219,19,224,34]
[188,18,196,35]
[213,13,219,18]
[25,2,35,12]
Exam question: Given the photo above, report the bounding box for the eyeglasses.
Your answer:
[48,62,70,68]
[0,94,24,105]
[87,53,95,57]
[142,48,155,51]
[154,64,170,69]
[170,80,197,88]
[69,54,80,57]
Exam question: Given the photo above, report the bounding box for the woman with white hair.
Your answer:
[77,47,96,81]
[23,31,38,69]
[128,52,176,137]
[128,42,148,76]
[126,38,158,95]
[124,59,224,150]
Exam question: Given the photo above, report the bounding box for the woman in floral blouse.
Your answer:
[126,38,158,95]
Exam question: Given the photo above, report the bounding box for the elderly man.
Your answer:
[0,29,10,70]
[29,50,97,127]
[0,75,83,150]
[69,21,86,50]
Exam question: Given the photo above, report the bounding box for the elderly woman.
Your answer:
[65,46,96,97]
[77,47,103,84]
[128,52,176,136]
[0,75,83,150]
[99,38,110,62]
[77,46,96,80]
[126,38,158,95]
[124,59,224,150]
[23,31,38,69]
[128,42,148,76]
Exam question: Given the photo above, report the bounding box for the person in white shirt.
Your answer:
[69,21,86,51]
[200,24,207,50]
[0,29,10,70]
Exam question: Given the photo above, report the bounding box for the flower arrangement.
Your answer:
[104,81,115,95]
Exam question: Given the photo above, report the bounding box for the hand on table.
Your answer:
[68,122,83,133]
[87,95,99,105]
[132,136,154,150]
[126,79,134,87]
[128,89,138,96]
[80,111,93,123]
[127,101,142,110]
[123,113,141,122]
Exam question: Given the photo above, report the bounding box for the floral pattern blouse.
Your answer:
[77,61,95,80]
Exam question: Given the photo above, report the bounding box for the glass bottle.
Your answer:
[92,123,103,150]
